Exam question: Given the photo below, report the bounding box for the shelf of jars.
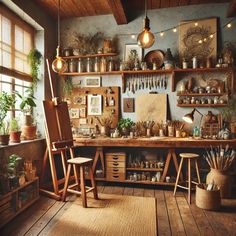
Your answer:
[62,52,117,59]
[177,104,227,107]
[176,92,228,97]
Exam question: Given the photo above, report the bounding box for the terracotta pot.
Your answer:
[24,115,33,126]
[206,168,233,198]
[10,131,22,143]
[21,125,36,140]
[0,134,10,145]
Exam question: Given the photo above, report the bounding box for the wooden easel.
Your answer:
[40,100,74,200]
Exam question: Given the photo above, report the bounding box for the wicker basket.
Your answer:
[196,184,221,210]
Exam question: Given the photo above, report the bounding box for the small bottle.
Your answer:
[77,58,83,73]
[100,57,107,72]
[182,58,188,69]
[108,57,113,72]
[109,97,115,106]
[94,57,100,72]
[192,56,197,69]
[69,59,76,72]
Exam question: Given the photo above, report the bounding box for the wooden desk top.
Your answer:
[74,137,236,148]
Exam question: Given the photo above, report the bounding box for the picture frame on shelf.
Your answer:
[124,43,143,62]
[85,76,101,87]
[79,107,86,118]
[73,95,86,105]
[69,108,80,119]
[87,94,102,115]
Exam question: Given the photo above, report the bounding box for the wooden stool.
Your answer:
[62,157,98,208]
[173,153,201,204]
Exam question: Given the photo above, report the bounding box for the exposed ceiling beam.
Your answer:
[227,0,236,17]
[106,0,128,25]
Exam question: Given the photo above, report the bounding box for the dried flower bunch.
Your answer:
[204,145,235,171]
[71,32,104,55]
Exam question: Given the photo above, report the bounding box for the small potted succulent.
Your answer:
[9,118,21,143]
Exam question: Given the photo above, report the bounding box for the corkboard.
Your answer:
[65,87,120,130]
[136,94,167,122]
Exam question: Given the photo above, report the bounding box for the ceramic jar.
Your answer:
[206,169,233,198]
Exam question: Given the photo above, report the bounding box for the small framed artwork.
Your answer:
[85,76,101,87]
[79,118,87,125]
[73,95,86,105]
[70,108,80,119]
[124,43,143,62]
[87,94,102,115]
[79,107,86,118]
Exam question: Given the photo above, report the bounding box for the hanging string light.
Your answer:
[137,0,155,48]
[52,0,67,73]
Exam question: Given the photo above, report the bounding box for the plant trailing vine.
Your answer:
[27,48,42,92]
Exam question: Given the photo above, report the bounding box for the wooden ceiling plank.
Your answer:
[106,0,128,25]
[227,0,236,16]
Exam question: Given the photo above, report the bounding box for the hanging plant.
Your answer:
[63,77,74,96]
[27,48,42,92]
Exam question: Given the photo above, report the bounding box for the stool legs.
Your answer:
[62,163,72,201]
[80,166,87,208]
[188,159,191,204]
[89,166,98,200]
[173,157,184,196]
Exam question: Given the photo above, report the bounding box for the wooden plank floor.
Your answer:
[0,185,236,236]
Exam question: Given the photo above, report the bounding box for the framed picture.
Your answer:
[79,107,86,118]
[179,18,217,65]
[73,95,86,105]
[69,108,80,119]
[124,43,143,62]
[85,76,101,87]
[87,94,102,115]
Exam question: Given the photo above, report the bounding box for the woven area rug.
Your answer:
[47,194,157,236]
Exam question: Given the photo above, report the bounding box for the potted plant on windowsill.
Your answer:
[16,89,37,140]
[9,118,21,143]
[0,92,15,145]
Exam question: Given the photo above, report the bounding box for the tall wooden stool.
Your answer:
[173,153,201,204]
[62,155,98,208]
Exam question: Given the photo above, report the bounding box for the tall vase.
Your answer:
[206,168,233,198]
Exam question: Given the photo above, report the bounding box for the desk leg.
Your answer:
[92,147,105,177]
[161,149,183,182]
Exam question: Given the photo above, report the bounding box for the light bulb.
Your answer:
[227,23,232,28]
[137,16,155,49]
[52,46,67,73]
[52,56,67,73]
[137,30,155,48]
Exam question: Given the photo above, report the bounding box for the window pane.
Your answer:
[24,31,31,54]
[15,57,24,71]
[2,51,11,67]
[1,82,11,93]
[15,26,23,52]
[2,17,11,44]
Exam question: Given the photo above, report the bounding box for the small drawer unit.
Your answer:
[106,152,126,182]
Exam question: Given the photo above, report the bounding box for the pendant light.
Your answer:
[137,0,155,49]
[52,0,67,73]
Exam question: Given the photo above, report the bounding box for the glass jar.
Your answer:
[69,59,76,72]
[108,57,114,72]
[86,57,93,72]
[100,57,107,72]
[94,57,100,72]
[77,58,83,73]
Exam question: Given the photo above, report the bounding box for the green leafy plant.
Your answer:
[0,92,15,131]
[9,118,20,132]
[16,89,36,114]
[63,77,73,96]
[27,48,42,92]
[219,94,236,122]
[118,118,135,129]
[0,121,9,135]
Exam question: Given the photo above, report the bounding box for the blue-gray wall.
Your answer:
[61,3,235,124]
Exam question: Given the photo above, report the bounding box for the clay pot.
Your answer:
[0,134,10,145]
[10,131,22,143]
[206,168,233,198]
[24,115,33,126]
[21,126,36,140]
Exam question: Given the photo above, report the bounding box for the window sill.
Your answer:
[0,138,45,149]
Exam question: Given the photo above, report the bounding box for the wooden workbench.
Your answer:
[74,137,236,186]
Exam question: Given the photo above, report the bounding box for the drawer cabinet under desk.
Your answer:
[106,152,126,181]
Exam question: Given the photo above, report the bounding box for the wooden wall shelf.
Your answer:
[62,52,117,59]
[176,92,228,97]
